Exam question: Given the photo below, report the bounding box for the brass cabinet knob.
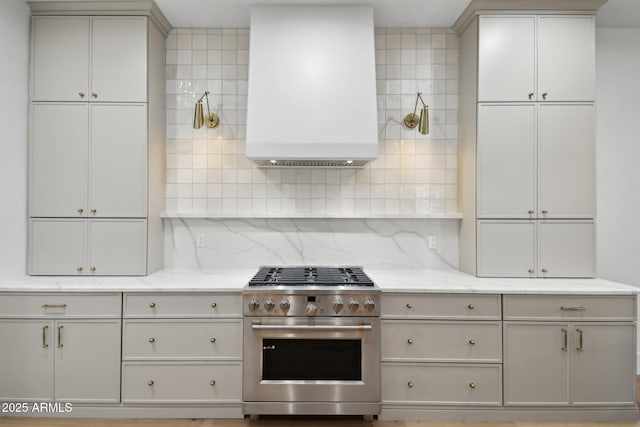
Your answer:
[527,210,534,215]
[542,92,548,100]
[467,304,475,310]
[528,92,534,99]
[148,380,154,386]
[149,337,155,343]
[469,382,476,389]
[211,302,217,308]
[90,208,97,214]
[407,381,414,388]
[541,268,548,273]
[468,339,476,345]
[149,303,156,308]
[210,380,216,386]
[528,268,534,273]
[407,338,413,344]
[77,267,83,272]
[91,92,98,98]
[541,210,549,215]
[79,92,85,98]
[77,208,84,214]
[406,303,412,309]
[90,266,96,272]
[210,337,216,343]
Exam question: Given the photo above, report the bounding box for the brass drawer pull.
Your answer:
[148,380,154,386]
[576,329,584,352]
[406,303,412,309]
[469,382,476,389]
[149,303,156,308]
[77,267,83,272]
[528,92,534,100]
[407,338,413,344]
[467,304,475,310]
[468,339,475,345]
[210,380,216,386]
[542,92,548,100]
[90,266,96,272]
[211,302,217,308]
[78,92,85,98]
[149,337,155,343]
[42,325,48,348]
[210,337,216,343]
[91,92,98,98]
[407,381,413,388]
[541,268,548,273]
[42,304,67,309]
[77,208,84,214]
[561,306,586,311]
[57,325,63,348]
[561,328,568,351]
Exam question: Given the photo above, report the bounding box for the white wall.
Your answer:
[0,0,30,276]
[596,28,640,287]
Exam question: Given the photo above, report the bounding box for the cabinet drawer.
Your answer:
[0,293,121,318]
[123,319,242,360]
[382,294,501,320]
[382,321,501,362]
[122,362,242,403]
[382,363,502,405]
[503,295,635,321]
[124,293,241,317]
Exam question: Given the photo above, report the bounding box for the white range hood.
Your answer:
[245,6,378,167]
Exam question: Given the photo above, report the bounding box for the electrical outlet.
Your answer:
[428,236,437,250]
[196,233,206,248]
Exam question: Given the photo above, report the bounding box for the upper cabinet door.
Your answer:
[478,16,536,102]
[30,103,88,217]
[538,16,595,102]
[89,104,148,217]
[537,103,595,218]
[91,17,147,102]
[32,17,89,101]
[477,103,536,218]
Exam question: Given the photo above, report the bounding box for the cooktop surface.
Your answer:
[248,266,374,287]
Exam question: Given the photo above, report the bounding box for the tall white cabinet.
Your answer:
[27,2,171,275]
[456,1,602,278]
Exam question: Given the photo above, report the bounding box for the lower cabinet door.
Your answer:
[477,220,536,277]
[121,362,242,403]
[571,323,636,406]
[538,220,594,278]
[88,219,147,275]
[382,363,501,405]
[0,320,54,401]
[54,320,121,403]
[29,219,87,275]
[503,322,570,406]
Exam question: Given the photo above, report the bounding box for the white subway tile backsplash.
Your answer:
[165,27,458,216]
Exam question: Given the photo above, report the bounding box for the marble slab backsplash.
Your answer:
[164,218,458,270]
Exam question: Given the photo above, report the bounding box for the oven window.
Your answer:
[262,339,361,381]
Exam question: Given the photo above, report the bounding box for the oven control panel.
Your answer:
[243,292,380,317]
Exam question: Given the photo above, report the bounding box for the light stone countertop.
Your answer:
[0,268,638,295]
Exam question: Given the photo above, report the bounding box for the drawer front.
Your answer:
[122,362,242,403]
[382,321,501,362]
[123,319,242,360]
[503,295,635,321]
[382,294,501,320]
[123,293,241,317]
[0,293,121,318]
[382,363,502,405]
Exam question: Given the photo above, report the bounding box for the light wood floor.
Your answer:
[2,377,639,427]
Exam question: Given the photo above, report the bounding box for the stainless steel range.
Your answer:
[243,266,380,420]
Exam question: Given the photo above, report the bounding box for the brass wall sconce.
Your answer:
[403,92,429,135]
[193,91,219,129]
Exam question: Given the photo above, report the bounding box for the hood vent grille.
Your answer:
[255,160,367,168]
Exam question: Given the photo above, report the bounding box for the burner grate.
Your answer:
[249,266,374,287]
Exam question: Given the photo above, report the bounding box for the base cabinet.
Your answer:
[0,294,121,403]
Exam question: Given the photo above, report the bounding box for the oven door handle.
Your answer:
[251,323,373,331]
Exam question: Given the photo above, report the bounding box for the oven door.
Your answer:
[243,316,380,403]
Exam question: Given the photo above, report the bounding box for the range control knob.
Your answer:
[306,302,318,316]
[248,299,260,311]
[348,300,360,311]
[333,299,344,314]
[364,298,376,311]
[264,299,276,311]
[279,299,291,313]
